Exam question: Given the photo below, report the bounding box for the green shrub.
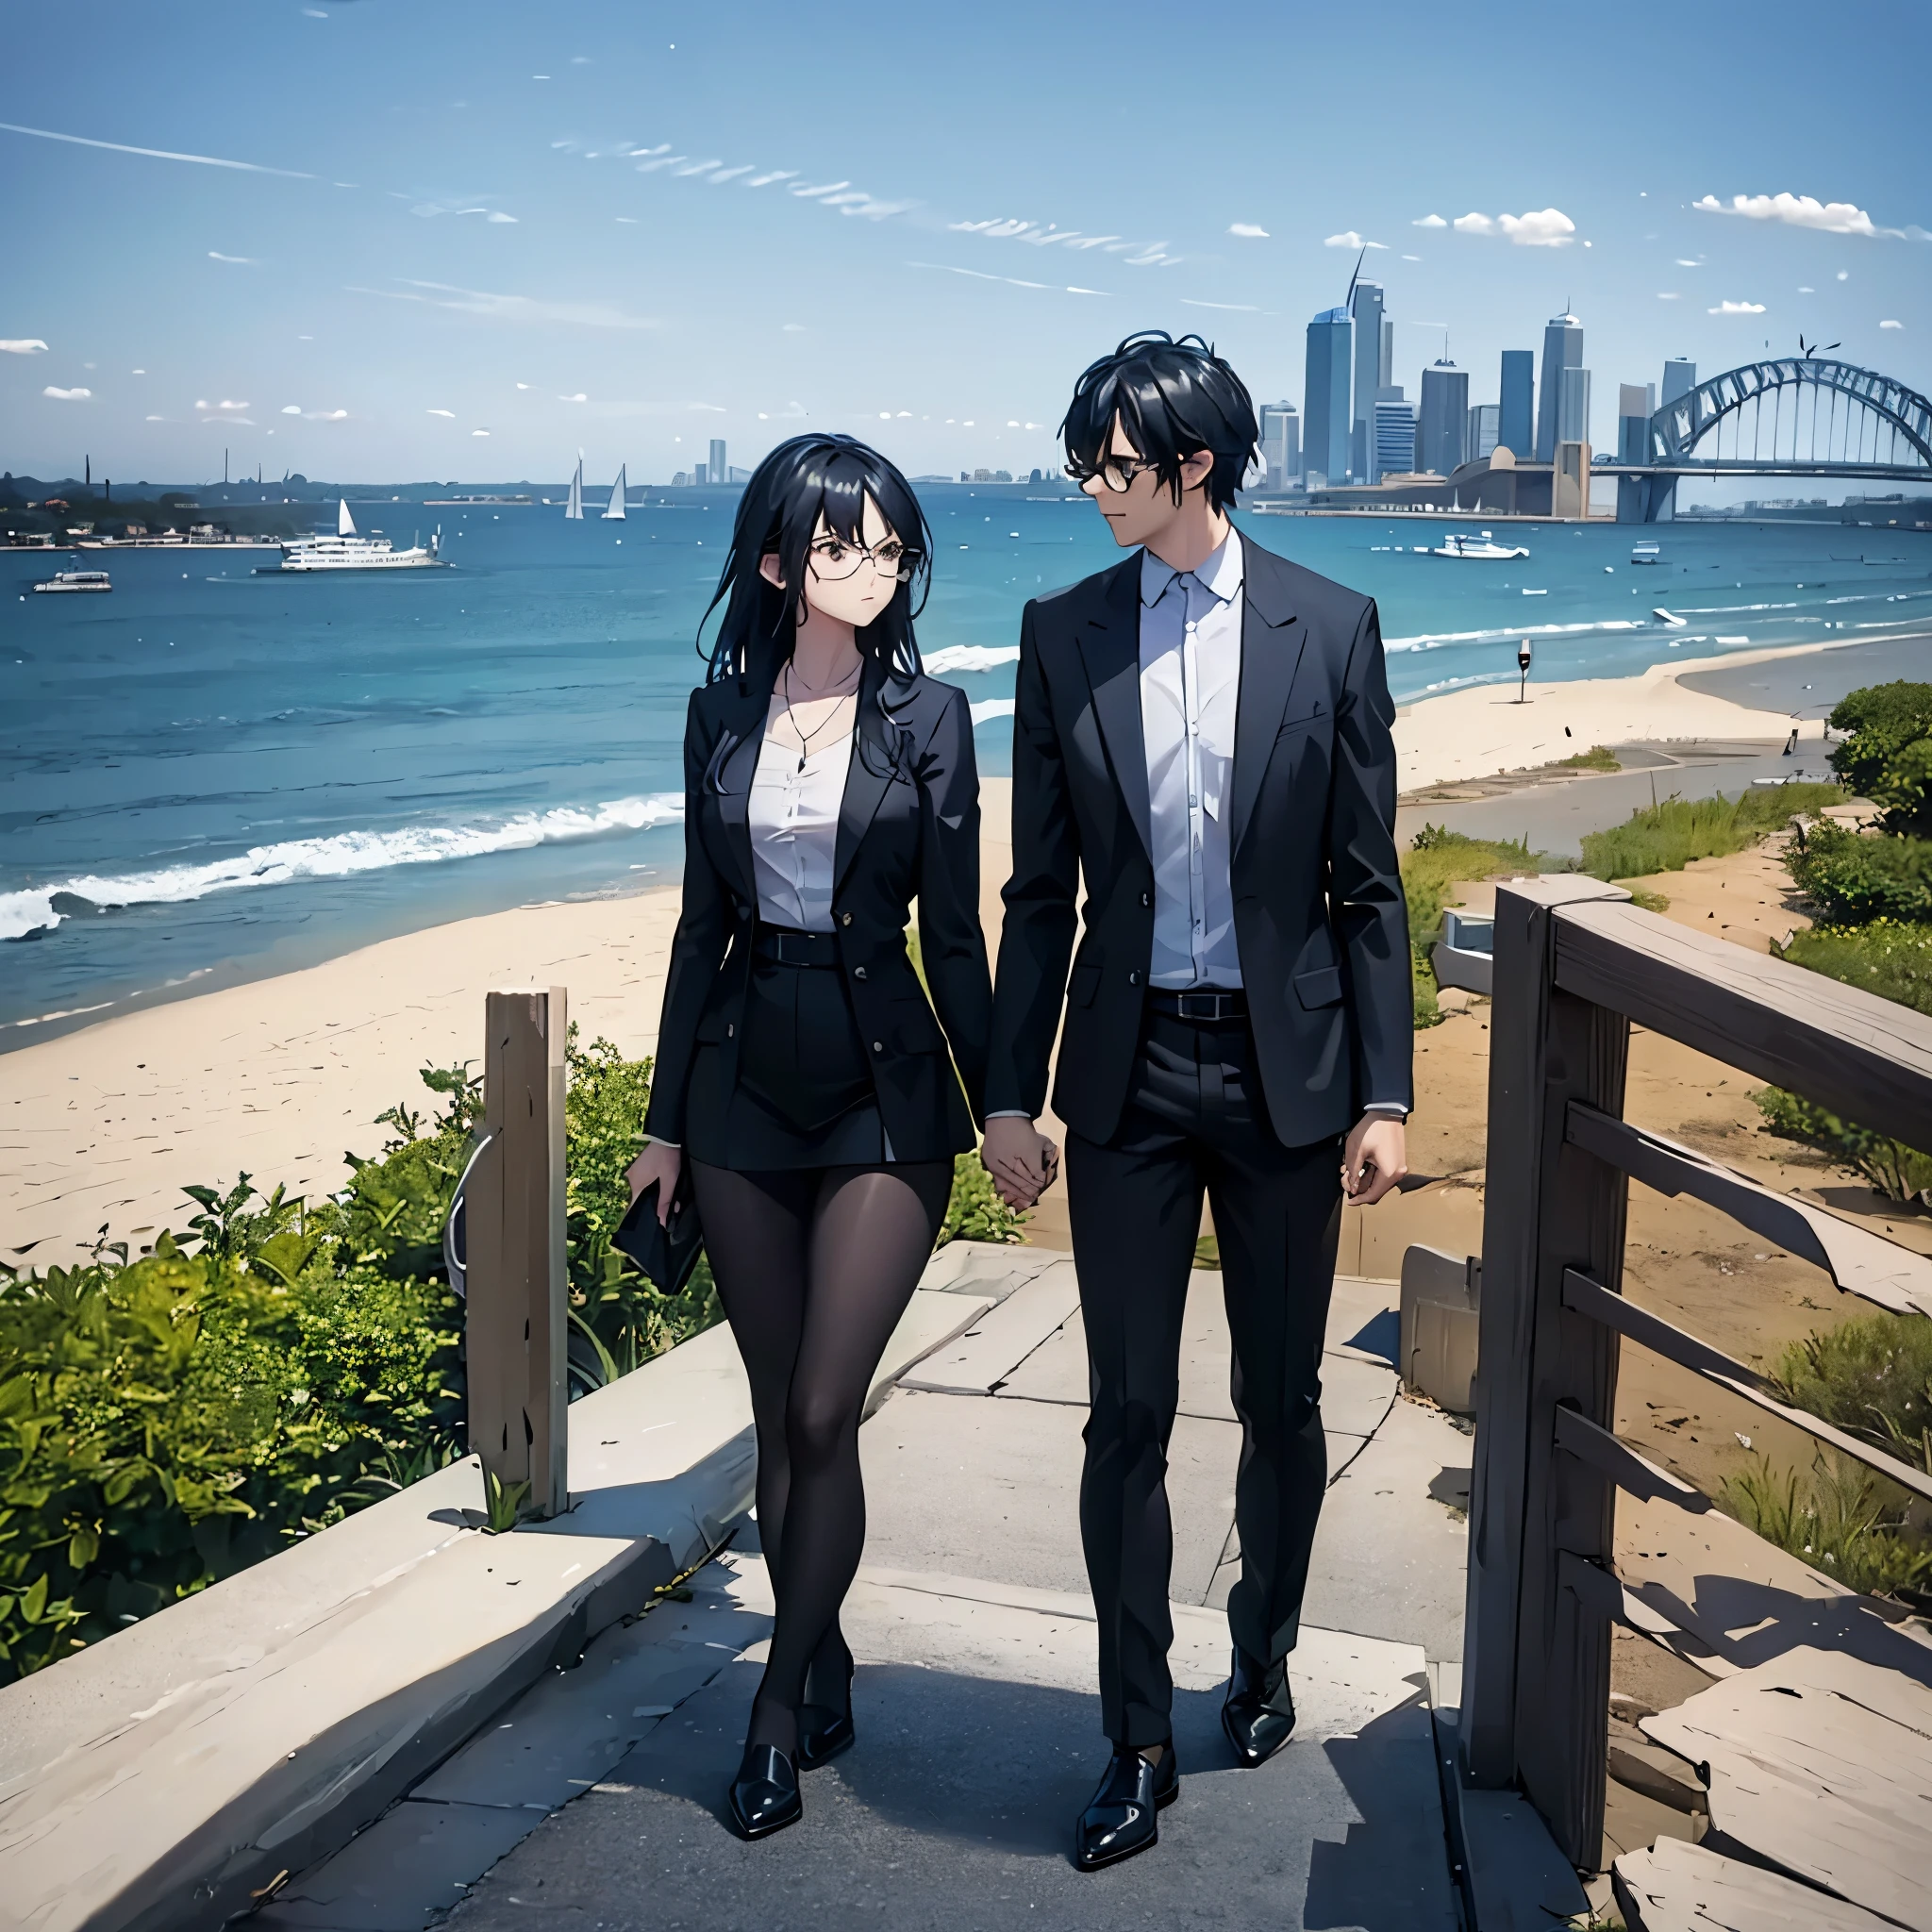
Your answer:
[1827,680,1932,836]
[1402,825,1541,1029]
[1555,744,1622,772]
[1778,918,1932,1018]
[1721,1451,1932,1604]
[1577,782,1843,882]
[1785,820,1932,926]
[1770,1310,1932,1474]
[1753,1085,1932,1204]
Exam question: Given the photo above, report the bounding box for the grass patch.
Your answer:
[1402,824,1540,1027]
[1577,781,1844,883]
[1756,1085,1932,1204]
[1786,821,1932,926]
[1721,1450,1932,1604]
[1771,1309,1932,1474]
[1780,918,1932,1019]
[1554,743,1622,772]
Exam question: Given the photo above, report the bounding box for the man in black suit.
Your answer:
[981,332,1413,1871]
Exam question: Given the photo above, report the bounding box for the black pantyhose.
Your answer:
[691,1159,953,1758]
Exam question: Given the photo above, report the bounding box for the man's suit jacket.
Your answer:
[984,534,1412,1150]
[644,658,991,1161]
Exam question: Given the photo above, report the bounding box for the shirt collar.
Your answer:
[1139,525,1244,608]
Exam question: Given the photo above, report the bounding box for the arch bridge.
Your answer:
[1609,356,1932,522]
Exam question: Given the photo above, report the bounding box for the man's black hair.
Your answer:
[1060,330,1258,513]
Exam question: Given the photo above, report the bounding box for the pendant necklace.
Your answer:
[782,658,859,773]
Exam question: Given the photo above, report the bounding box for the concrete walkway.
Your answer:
[263,1246,1475,1931]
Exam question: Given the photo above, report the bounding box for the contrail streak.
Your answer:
[0,121,315,178]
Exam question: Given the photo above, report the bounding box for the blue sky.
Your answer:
[3,0,1927,486]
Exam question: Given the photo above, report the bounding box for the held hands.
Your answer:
[1341,1114,1407,1207]
[625,1140,683,1224]
[982,1115,1060,1211]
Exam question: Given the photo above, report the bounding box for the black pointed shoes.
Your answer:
[1222,1647,1296,1768]
[1074,1746,1180,1871]
[727,1741,802,1840]
[797,1655,856,1769]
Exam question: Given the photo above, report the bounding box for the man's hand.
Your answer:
[624,1141,683,1223]
[981,1115,1059,1210]
[1341,1114,1407,1207]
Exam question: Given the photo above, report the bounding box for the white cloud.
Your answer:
[208,251,257,264]
[1227,222,1269,238]
[1880,318,1905,329]
[559,391,588,402]
[1324,230,1383,249]
[352,280,657,330]
[131,367,144,374]
[196,398,251,411]
[1183,298,1260,312]
[486,210,518,224]
[304,408,347,420]
[1657,291,1681,300]
[1798,285,1816,292]
[1838,270,1849,281]
[472,428,491,436]
[1452,212,1493,235]
[0,119,314,178]
[1453,208,1575,246]
[1412,214,1447,228]
[42,385,90,399]
[1674,258,1703,267]
[782,323,806,332]
[1,338,48,354]
[1694,192,1898,238]
[1708,299,1767,314]
[145,413,163,421]
[427,408,455,417]
[281,404,301,415]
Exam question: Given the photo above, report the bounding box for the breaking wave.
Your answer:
[0,793,685,941]
[924,644,1021,675]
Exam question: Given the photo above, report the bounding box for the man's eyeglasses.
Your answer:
[807,536,919,583]
[1065,453,1164,493]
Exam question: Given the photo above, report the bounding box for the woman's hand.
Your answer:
[625,1141,683,1223]
[981,1116,1058,1211]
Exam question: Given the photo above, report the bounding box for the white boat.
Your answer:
[1631,541,1662,565]
[1431,529,1530,560]
[32,569,111,592]
[601,465,626,521]
[565,458,584,521]
[258,499,445,572]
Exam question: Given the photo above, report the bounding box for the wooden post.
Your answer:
[1463,879,1630,1865]
[466,988,570,1521]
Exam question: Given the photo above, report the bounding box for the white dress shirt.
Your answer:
[1141,531,1245,989]
[746,693,855,933]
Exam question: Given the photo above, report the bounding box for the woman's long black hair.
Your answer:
[700,434,933,687]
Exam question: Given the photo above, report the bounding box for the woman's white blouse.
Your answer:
[746,695,856,933]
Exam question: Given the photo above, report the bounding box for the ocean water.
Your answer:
[4,486,1929,1041]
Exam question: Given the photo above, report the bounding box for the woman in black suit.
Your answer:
[625,436,990,1840]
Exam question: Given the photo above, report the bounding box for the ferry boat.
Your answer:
[32,570,112,592]
[1631,541,1663,565]
[1430,529,1530,560]
[258,500,445,573]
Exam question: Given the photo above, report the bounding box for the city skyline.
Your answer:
[2,0,1927,484]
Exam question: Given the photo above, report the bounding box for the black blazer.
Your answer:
[644,658,991,1161]
[985,535,1412,1149]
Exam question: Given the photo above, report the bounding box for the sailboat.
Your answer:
[602,465,627,521]
[565,457,584,521]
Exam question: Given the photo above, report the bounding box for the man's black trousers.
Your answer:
[1064,1007,1344,1749]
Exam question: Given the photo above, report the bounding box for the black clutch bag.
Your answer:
[613,1174,705,1296]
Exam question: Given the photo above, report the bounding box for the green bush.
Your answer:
[1722,1450,1932,1604]
[1576,782,1843,882]
[1753,1085,1932,1204]
[1770,1309,1932,1475]
[1402,825,1541,1029]
[1555,744,1622,772]
[1785,820,1932,926]
[1827,680,1932,837]
[1778,918,1932,1018]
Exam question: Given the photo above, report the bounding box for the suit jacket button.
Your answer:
[854,965,868,980]
[1128,970,1141,986]
[1141,891,1152,908]
[726,1023,735,1038]
[841,911,853,926]
[873,1040,885,1054]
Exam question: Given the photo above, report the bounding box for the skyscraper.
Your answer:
[1557,366,1591,449]
[708,439,727,484]
[1618,383,1656,464]
[1258,401,1301,490]
[1661,358,1696,407]
[1535,313,1584,462]
[1468,403,1500,462]
[1374,395,1417,478]
[1499,350,1535,458]
[1304,306,1354,489]
[1351,279,1385,481]
[1418,360,1471,475]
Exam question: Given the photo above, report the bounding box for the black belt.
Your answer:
[1146,987,1248,1024]
[753,925,841,968]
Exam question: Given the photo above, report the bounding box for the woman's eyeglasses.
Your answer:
[1065,454,1164,493]
[807,536,919,583]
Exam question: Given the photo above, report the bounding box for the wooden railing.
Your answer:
[1462,876,1932,1864]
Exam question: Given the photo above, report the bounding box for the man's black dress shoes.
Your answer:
[727,1741,802,1840]
[1222,1647,1296,1767]
[1074,1746,1179,1871]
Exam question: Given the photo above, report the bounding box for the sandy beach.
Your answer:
[0,641,1883,1266]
